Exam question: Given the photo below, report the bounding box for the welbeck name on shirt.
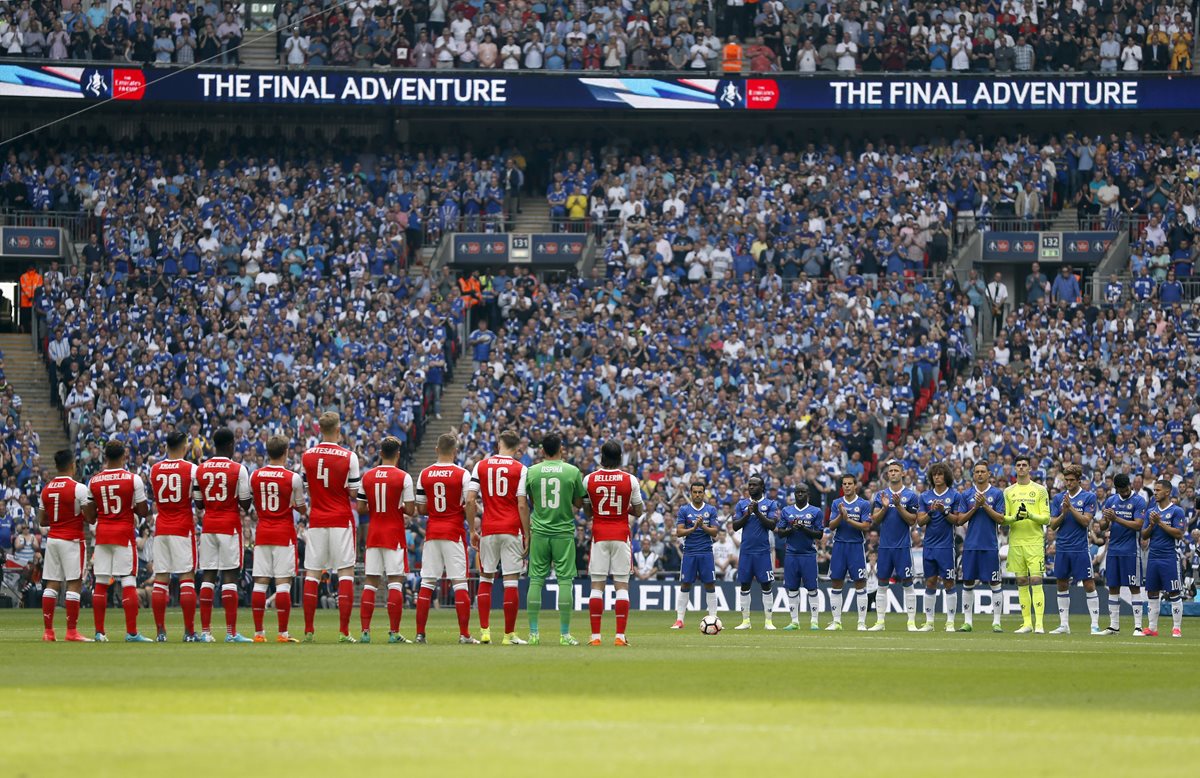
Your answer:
[830,79,1139,109]
[196,73,508,104]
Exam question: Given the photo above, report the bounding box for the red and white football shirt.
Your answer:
[194,457,251,535]
[251,465,304,546]
[418,463,470,542]
[584,468,643,542]
[89,468,147,545]
[469,455,527,536]
[41,476,91,542]
[149,458,197,537]
[302,443,362,529]
[361,465,415,550]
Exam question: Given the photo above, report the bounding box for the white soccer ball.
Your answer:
[700,615,723,635]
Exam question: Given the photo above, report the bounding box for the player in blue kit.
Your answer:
[775,484,824,631]
[732,474,779,630]
[957,461,1007,632]
[672,481,720,629]
[1048,464,1102,635]
[869,460,920,631]
[1098,473,1146,635]
[827,474,873,631]
[916,463,961,633]
[1141,478,1186,638]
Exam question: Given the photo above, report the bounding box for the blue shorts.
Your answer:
[877,546,913,582]
[961,550,1001,584]
[784,554,818,592]
[830,543,867,582]
[922,547,956,581]
[736,551,774,585]
[681,553,715,585]
[1145,557,1181,593]
[1104,554,1142,589]
[1052,550,1093,583]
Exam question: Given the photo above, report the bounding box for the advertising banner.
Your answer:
[5,64,1200,112]
[0,226,63,258]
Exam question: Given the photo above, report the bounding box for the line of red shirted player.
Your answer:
[39,415,647,648]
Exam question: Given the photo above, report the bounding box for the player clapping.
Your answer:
[249,435,307,643]
[827,474,872,631]
[1003,455,1051,634]
[672,480,720,629]
[916,462,960,632]
[775,484,824,631]
[1141,479,1186,638]
[957,462,1006,632]
[731,474,779,630]
[1098,473,1146,635]
[1048,464,1101,635]
[869,460,920,631]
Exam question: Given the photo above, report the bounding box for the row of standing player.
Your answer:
[670,457,1186,638]
[36,415,655,646]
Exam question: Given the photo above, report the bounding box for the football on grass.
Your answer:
[700,616,722,635]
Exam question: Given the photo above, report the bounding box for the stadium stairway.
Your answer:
[0,333,70,456]
[511,200,551,233]
[239,33,278,68]
[410,380,472,468]
[1048,207,1077,232]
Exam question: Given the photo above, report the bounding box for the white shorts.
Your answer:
[422,539,467,580]
[153,534,196,575]
[199,532,242,571]
[590,540,632,579]
[365,546,408,577]
[44,537,86,581]
[479,533,523,575]
[305,526,356,572]
[253,544,297,579]
[92,542,136,579]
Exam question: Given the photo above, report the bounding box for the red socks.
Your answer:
[477,579,493,630]
[589,593,604,635]
[93,582,108,634]
[387,583,403,632]
[338,577,354,636]
[503,584,519,634]
[221,584,238,635]
[416,585,433,635]
[252,585,267,634]
[42,590,56,631]
[454,586,471,637]
[360,585,377,632]
[122,585,139,635]
[276,584,292,634]
[615,593,630,635]
[65,591,80,632]
[199,582,215,633]
[151,583,169,632]
[179,580,196,634]
[303,577,319,634]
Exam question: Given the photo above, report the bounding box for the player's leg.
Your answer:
[551,535,578,642]
[899,552,917,629]
[1104,555,1125,632]
[1029,549,1047,632]
[414,548,437,643]
[1145,578,1162,636]
[250,543,272,641]
[801,556,820,629]
[853,577,869,630]
[477,536,499,636]
[1081,562,1101,634]
[870,549,894,630]
[735,555,754,629]
[1010,545,1033,632]
[1130,584,1143,634]
[610,541,632,645]
[334,527,357,639]
[588,541,609,643]
[64,574,85,640]
[447,541,474,642]
[91,545,113,639]
[759,555,776,629]
[360,572,382,640]
[41,579,61,640]
[302,527,327,640]
[942,576,958,632]
[383,574,406,641]
[198,534,219,640]
[1167,558,1184,636]
[179,535,198,639]
[220,560,247,641]
[920,551,939,631]
[498,535,524,642]
[674,555,694,628]
[526,533,550,641]
[41,540,64,639]
[827,544,847,629]
[1051,551,1073,633]
[783,555,801,629]
[701,554,718,619]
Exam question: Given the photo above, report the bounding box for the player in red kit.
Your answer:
[148,431,199,642]
[467,429,529,645]
[357,436,416,643]
[38,449,96,641]
[415,433,477,644]
[250,435,307,643]
[583,441,644,647]
[301,412,362,642]
[194,428,253,643]
[88,441,151,642]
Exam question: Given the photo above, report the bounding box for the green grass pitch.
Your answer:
[1,610,1196,776]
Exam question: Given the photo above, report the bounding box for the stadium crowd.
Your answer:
[0,0,1195,73]
[1,126,1200,610]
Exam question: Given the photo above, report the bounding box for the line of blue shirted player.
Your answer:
[869,460,921,631]
[732,475,780,630]
[671,481,721,629]
[1049,464,1102,634]
[776,485,824,630]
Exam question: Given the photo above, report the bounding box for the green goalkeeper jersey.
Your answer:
[1003,481,1050,548]
[527,460,585,536]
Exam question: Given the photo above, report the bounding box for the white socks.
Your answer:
[1133,593,1144,630]
[945,590,957,621]
[903,584,916,621]
[1058,591,1071,628]
[830,590,843,622]
[856,590,868,624]
[676,588,688,622]
[740,588,751,621]
[787,590,801,623]
[963,586,975,625]
[761,587,772,620]
[877,586,888,622]
[1086,590,1100,629]
[991,585,1003,626]
[1149,598,1160,633]
[807,589,819,623]
[705,588,717,618]
[924,589,936,623]
[1171,596,1183,631]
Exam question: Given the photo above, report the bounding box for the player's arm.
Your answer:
[1028,486,1051,526]
[674,507,695,537]
[756,500,778,531]
[133,475,150,518]
[894,493,918,525]
[79,484,96,523]
[731,500,751,531]
[629,480,645,519]
[291,474,308,519]
[869,493,888,523]
[1159,512,1185,541]
[979,492,1005,524]
[828,500,844,529]
[1069,494,1094,528]
[517,470,531,554]
[346,453,362,503]
[571,471,585,511]
[1002,488,1024,525]
[35,505,47,532]
[404,472,419,520]
[916,496,931,527]
[466,463,482,537]
[798,512,824,540]
[236,466,253,513]
[1049,494,1066,530]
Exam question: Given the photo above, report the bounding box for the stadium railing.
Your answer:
[0,208,95,244]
